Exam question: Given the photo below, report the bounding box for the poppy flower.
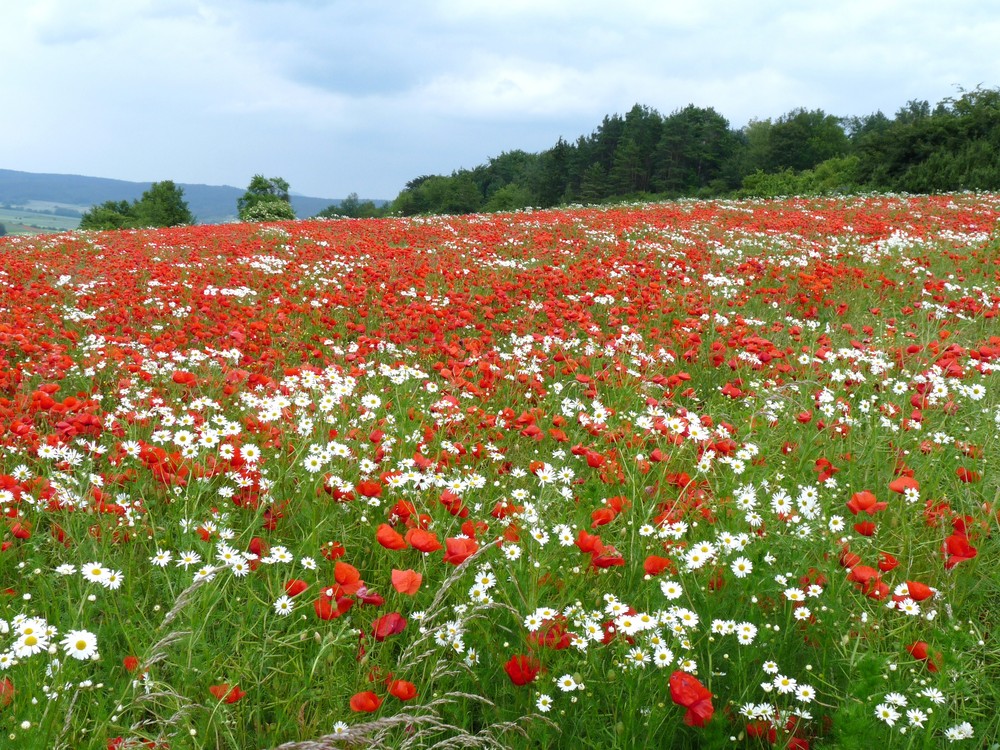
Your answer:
[669,670,714,727]
[575,529,604,555]
[320,540,346,560]
[442,536,478,565]
[209,683,245,703]
[334,562,363,594]
[643,555,674,576]
[388,679,417,701]
[0,677,12,707]
[391,568,422,595]
[356,587,385,606]
[284,579,308,597]
[349,690,382,712]
[314,596,353,620]
[906,641,941,672]
[888,476,919,494]
[846,491,886,516]
[356,479,382,498]
[877,552,898,572]
[372,612,406,641]
[956,467,980,483]
[905,580,934,602]
[504,654,540,686]
[376,524,407,550]
[171,371,197,386]
[853,521,877,537]
[943,533,977,568]
[405,527,442,553]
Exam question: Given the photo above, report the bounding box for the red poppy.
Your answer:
[405,527,442,553]
[372,612,407,641]
[284,579,308,597]
[943,533,977,568]
[888,476,919,494]
[853,521,877,537]
[504,654,540,686]
[388,679,417,701]
[669,670,714,727]
[209,683,245,703]
[356,479,382,497]
[171,371,197,386]
[643,555,674,576]
[442,536,478,565]
[846,491,886,516]
[376,524,407,550]
[334,562,363,594]
[955,467,980,483]
[349,690,382,712]
[390,568,422,595]
[314,596,353,620]
[905,580,934,601]
[906,641,941,672]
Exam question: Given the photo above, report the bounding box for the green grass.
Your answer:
[0,206,81,233]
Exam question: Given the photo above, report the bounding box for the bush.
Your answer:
[240,200,296,223]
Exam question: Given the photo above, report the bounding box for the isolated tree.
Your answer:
[132,181,193,227]
[238,175,294,221]
[0,223,6,237]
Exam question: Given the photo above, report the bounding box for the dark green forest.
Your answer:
[383,86,1000,216]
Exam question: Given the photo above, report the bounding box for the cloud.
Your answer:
[2,0,998,199]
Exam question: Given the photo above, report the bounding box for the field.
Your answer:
[0,194,999,749]
[0,206,82,235]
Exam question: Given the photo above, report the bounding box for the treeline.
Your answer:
[387,86,1000,214]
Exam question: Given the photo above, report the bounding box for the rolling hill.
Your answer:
[0,169,376,226]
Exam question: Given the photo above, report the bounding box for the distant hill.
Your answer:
[0,169,382,225]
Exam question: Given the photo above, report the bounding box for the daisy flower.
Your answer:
[61,630,99,661]
[150,550,173,567]
[82,562,110,584]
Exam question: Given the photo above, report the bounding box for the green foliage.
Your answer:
[739,156,861,198]
[79,183,193,231]
[0,222,6,237]
[316,192,385,219]
[238,175,294,221]
[738,168,800,198]
[389,85,1000,215]
[79,201,134,230]
[766,108,850,171]
[132,180,194,227]
[240,200,296,223]
[654,105,739,194]
[390,172,484,215]
[483,183,533,212]
[855,87,1000,191]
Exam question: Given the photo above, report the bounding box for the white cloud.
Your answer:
[1,0,998,198]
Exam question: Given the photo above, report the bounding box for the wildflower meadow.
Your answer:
[0,194,999,749]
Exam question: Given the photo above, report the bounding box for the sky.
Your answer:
[4,0,999,201]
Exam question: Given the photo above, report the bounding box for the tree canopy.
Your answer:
[79,181,193,230]
[316,192,385,219]
[238,175,295,221]
[386,86,1000,214]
